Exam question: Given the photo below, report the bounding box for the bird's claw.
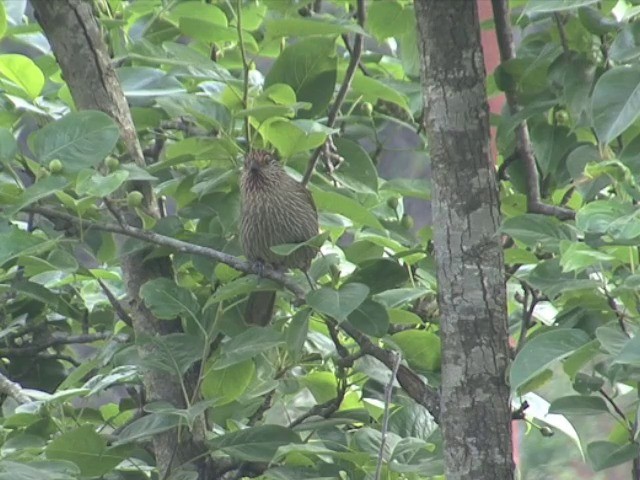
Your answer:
[253,260,266,277]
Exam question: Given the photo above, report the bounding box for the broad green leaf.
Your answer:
[138,334,205,376]
[265,37,337,118]
[140,278,200,321]
[548,396,609,416]
[114,413,181,445]
[6,175,69,216]
[213,327,285,369]
[388,309,422,325]
[118,67,185,99]
[381,178,431,200]
[0,128,16,165]
[0,54,44,99]
[207,276,279,306]
[592,66,640,144]
[45,425,128,478]
[265,17,365,37]
[610,22,640,63]
[390,330,441,372]
[313,190,383,229]
[502,214,573,249]
[587,441,639,471]
[333,138,378,193]
[209,425,302,462]
[559,241,616,272]
[270,231,329,256]
[29,111,120,173]
[576,200,634,235]
[367,0,413,40]
[169,1,227,26]
[511,329,591,393]
[0,460,79,480]
[0,227,56,266]
[613,335,640,365]
[261,118,335,158]
[351,73,410,111]
[307,283,369,321]
[201,359,255,405]
[523,0,599,15]
[302,371,338,403]
[347,258,409,294]
[373,288,429,308]
[75,170,129,197]
[347,299,389,337]
[286,308,310,362]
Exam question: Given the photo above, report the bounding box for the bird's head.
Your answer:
[242,150,284,186]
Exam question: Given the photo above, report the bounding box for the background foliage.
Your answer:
[2,0,640,479]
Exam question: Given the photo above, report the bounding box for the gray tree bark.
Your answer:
[30,1,209,477]
[413,1,514,479]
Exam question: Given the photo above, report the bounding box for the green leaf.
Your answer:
[373,288,428,308]
[351,73,410,111]
[587,441,639,471]
[0,54,44,99]
[0,128,17,165]
[261,118,335,158]
[264,37,337,118]
[213,327,285,369]
[140,278,200,321]
[209,425,302,462]
[367,0,413,40]
[114,413,181,445]
[307,283,370,321]
[118,66,185,99]
[523,0,599,15]
[286,309,310,362]
[613,334,640,365]
[347,299,389,337]
[270,231,329,256]
[45,425,128,478]
[510,329,591,394]
[138,334,205,377]
[576,200,634,235]
[201,359,255,406]
[347,258,409,294]
[6,175,69,216]
[75,170,129,197]
[265,17,366,37]
[312,190,383,229]
[609,22,640,63]
[333,138,378,193]
[559,241,616,272]
[548,396,609,416]
[381,178,431,200]
[29,111,120,173]
[390,330,441,371]
[592,66,640,144]
[0,227,56,266]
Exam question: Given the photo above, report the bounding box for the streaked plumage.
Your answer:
[240,150,318,325]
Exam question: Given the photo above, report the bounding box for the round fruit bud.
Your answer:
[362,102,373,116]
[48,159,63,174]
[554,110,569,125]
[127,190,144,208]
[401,214,414,229]
[386,197,399,210]
[105,157,120,171]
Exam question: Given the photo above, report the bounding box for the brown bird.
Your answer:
[240,150,319,326]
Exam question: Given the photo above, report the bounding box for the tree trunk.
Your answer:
[31,0,209,476]
[413,1,514,479]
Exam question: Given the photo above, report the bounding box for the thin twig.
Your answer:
[96,278,134,327]
[375,352,401,480]
[515,284,537,353]
[23,205,443,421]
[0,371,30,403]
[236,0,251,143]
[302,0,366,186]
[553,13,569,54]
[491,0,574,221]
[599,388,630,427]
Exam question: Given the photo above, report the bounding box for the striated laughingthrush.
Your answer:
[240,150,319,326]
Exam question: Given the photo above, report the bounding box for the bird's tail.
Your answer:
[245,291,276,326]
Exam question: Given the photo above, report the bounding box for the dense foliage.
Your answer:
[2,0,640,478]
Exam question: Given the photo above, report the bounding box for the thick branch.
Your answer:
[0,332,126,357]
[302,0,365,185]
[491,0,574,221]
[0,371,30,403]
